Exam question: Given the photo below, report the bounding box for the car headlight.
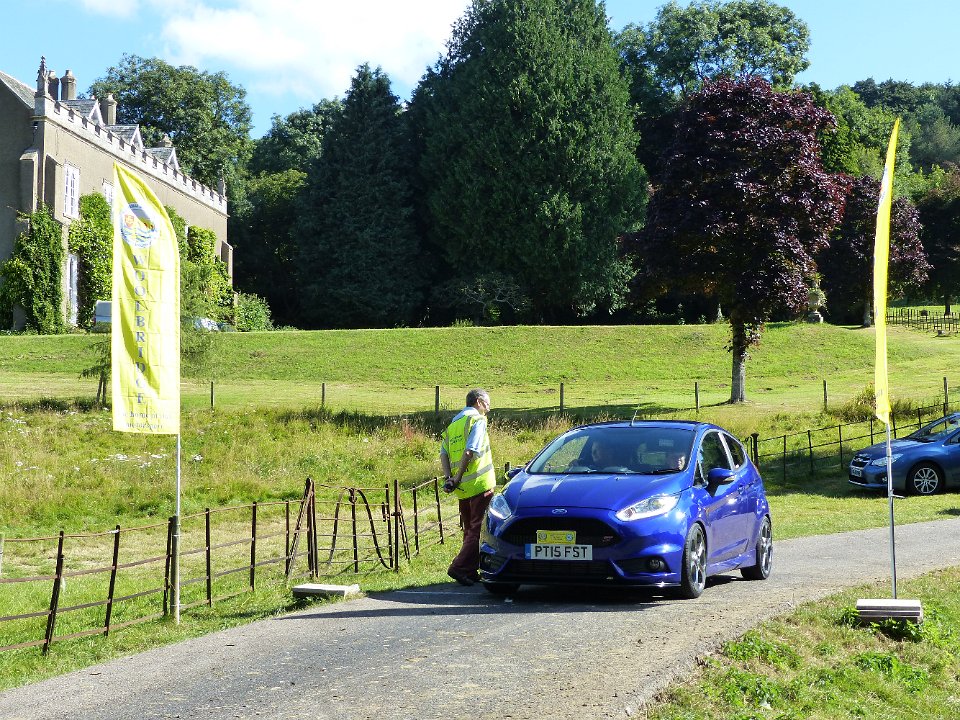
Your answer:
[488,493,512,520]
[616,494,679,521]
[870,454,902,466]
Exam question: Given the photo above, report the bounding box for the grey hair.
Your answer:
[466,388,489,407]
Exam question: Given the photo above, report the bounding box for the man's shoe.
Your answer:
[447,568,475,586]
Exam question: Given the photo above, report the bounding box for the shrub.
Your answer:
[234,292,273,331]
[0,204,64,333]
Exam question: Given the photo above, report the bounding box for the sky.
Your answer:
[0,0,956,139]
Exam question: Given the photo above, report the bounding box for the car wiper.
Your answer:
[648,468,682,474]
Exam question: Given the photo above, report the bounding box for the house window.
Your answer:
[67,253,79,326]
[102,180,114,209]
[64,164,80,218]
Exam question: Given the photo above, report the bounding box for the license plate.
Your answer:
[524,544,593,560]
[536,530,576,544]
[850,466,863,478]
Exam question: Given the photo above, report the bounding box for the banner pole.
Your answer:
[885,424,897,598]
[173,433,182,623]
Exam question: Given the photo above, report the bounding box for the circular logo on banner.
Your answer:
[119,202,159,249]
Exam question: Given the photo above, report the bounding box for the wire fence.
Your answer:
[748,399,955,482]
[0,476,462,655]
[886,308,960,334]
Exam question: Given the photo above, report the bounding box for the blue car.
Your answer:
[479,420,772,598]
[848,413,960,495]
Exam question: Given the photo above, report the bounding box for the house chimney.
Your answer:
[47,71,59,101]
[161,134,173,148]
[61,69,76,100]
[100,93,117,125]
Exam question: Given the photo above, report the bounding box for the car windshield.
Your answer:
[527,426,696,475]
[907,415,960,442]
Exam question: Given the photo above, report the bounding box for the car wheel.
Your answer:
[482,581,519,596]
[908,462,943,495]
[678,524,707,599]
[741,515,773,580]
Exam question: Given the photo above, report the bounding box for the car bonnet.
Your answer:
[509,472,687,511]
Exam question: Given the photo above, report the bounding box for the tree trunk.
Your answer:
[945,294,952,316]
[729,320,748,404]
[862,285,873,328]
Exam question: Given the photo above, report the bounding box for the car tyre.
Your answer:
[677,524,707,599]
[741,515,773,580]
[482,581,519,596]
[907,462,943,495]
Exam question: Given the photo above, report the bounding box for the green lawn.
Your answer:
[1,321,959,695]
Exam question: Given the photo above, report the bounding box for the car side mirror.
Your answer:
[707,467,736,486]
[505,466,524,480]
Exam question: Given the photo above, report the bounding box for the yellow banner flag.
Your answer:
[873,118,900,426]
[111,163,180,434]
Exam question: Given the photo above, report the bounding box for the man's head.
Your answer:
[466,388,490,415]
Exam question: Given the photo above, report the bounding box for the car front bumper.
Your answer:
[479,506,688,587]
[848,463,906,491]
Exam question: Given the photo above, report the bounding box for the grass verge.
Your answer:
[645,566,960,720]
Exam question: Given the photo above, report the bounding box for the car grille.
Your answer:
[497,559,615,581]
[850,454,870,469]
[500,517,620,547]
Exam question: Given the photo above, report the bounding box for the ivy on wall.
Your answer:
[186,225,233,320]
[68,194,113,329]
[0,204,65,333]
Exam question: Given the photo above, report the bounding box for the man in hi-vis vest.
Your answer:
[440,388,496,586]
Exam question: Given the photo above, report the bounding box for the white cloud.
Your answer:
[77,0,139,18]
[158,0,470,100]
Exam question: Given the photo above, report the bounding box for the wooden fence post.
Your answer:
[210,380,215,409]
[163,517,173,615]
[43,532,65,654]
[560,382,565,413]
[823,380,828,411]
[435,385,440,415]
[104,525,121,636]
[205,509,213,606]
[695,382,700,413]
[807,430,814,475]
[945,377,950,415]
[434,478,445,545]
[750,433,759,466]
[837,425,844,469]
[350,489,359,573]
[385,483,394,571]
[284,501,291,576]
[250,502,257,592]
[412,487,420,554]
[321,383,326,407]
[781,435,787,482]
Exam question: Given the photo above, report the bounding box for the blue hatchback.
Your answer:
[479,420,772,598]
[849,413,960,495]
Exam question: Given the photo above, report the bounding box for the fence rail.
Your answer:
[886,308,960,334]
[748,399,956,481]
[0,476,462,655]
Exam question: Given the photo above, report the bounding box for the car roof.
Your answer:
[570,420,710,432]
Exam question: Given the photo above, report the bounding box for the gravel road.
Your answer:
[2,517,959,720]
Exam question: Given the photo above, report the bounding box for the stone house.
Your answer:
[0,57,232,326]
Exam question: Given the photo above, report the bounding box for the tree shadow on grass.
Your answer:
[273,401,674,436]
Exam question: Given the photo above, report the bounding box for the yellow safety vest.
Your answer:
[442,408,496,499]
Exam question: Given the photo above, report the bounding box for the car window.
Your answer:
[527,426,695,474]
[909,415,960,442]
[697,431,732,480]
[535,435,589,473]
[721,433,746,468]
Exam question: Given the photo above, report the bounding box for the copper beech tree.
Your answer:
[818,174,928,326]
[641,77,846,403]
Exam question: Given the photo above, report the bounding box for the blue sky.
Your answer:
[0,0,955,138]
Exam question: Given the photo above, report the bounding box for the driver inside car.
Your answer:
[590,439,628,470]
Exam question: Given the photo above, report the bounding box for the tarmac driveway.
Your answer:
[2,516,959,720]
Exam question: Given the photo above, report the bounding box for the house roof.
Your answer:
[108,124,144,150]
[0,69,35,108]
[146,146,180,171]
[61,98,97,117]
